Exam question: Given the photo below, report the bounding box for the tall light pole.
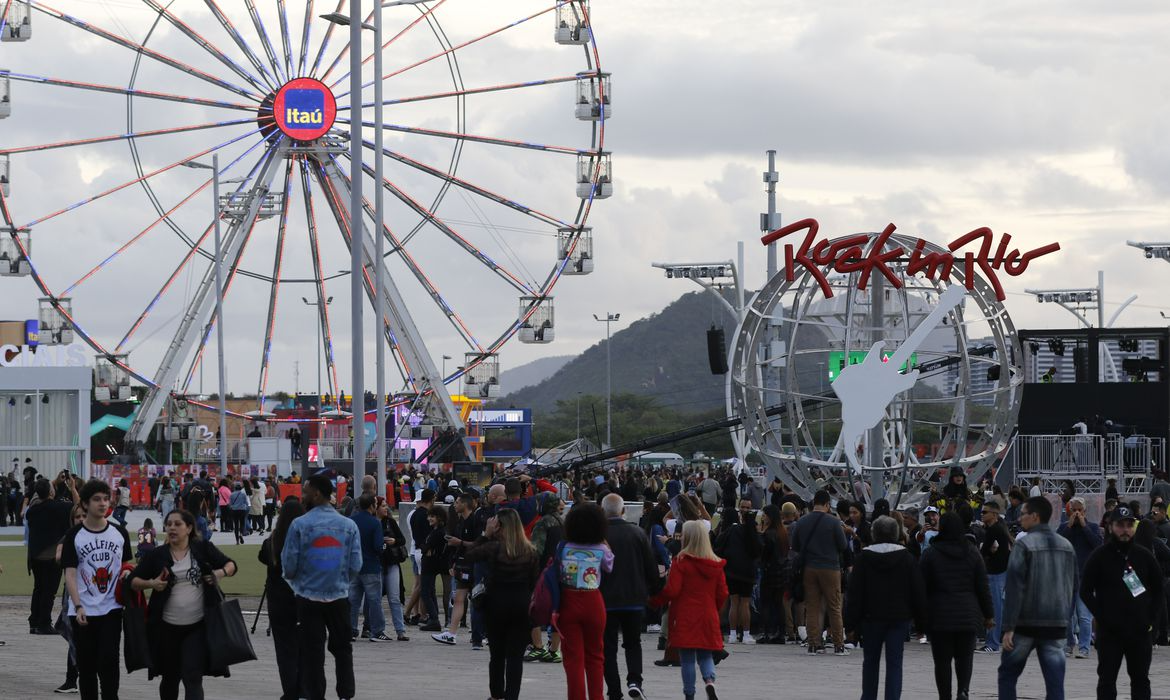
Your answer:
[576,391,582,441]
[442,354,452,377]
[181,157,231,476]
[302,296,333,411]
[593,312,620,447]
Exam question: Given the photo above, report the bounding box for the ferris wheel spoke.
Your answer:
[140,0,273,96]
[344,118,592,158]
[19,127,262,230]
[333,164,484,352]
[325,0,450,90]
[32,1,263,101]
[299,160,341,397]
[203,0,281,90]
[346,75,579,110]
[0,71,257,112]
[339,3,561,99]
[244,0,288,85]
[61,178,215,297]
[354,138,569,228]
[276,0,295,81]
[296,0,315,77]
[114,143,274,353]
[339,153,537,295]
[308,0,344,78]
[1,118,255,157]
[256,160,296,402]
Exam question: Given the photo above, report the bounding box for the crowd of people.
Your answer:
[9,460,1170,699]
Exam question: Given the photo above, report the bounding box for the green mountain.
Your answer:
[493,291,738,417]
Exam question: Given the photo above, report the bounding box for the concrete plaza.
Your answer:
[0,595,1163,699]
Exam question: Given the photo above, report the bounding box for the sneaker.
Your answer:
[540,650,563,663]
[471,641,484,651]
[741,632,756,645]
[1075,649,1090,659]
[705,685,719,700]
[418,622,441,632]
[396,633,410,641]
[726,633,736,645]
[652,658,680,667]
[843,642,856,650]
[1064,646,1073,658]
[918,635,929,645]
[797,625,807,643]
[53,683,78,694]
[525,647,549,662]
[833,646,850,656]
[369,633,393,643]
[431,631,457,645]
[975,645,998,654]
[646,624,662,633]
[627,682,646,699]
[806,645,822,655]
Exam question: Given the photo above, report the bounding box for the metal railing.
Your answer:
[1010,433,1162,495]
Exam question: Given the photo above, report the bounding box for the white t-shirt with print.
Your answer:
[163,551,205,625]
[60,522,133,617]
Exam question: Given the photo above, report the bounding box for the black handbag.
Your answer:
[122,590,152,674]
[204,585,257,670]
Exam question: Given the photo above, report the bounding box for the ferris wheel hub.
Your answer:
[263,78,338,143]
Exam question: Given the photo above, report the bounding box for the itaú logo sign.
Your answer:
[273,78,337,142]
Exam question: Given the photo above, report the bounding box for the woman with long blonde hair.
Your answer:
[650,520,727,700]
[465,508,539,700]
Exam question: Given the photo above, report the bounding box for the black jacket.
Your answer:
[920,538,994,632]
[599,517,662,609]
[844,544,926,630]
[130,540,235,679]
[25,498,72,568]
[1080,540,1165,634]
[980,520,1012,575]
[715,522,761,584]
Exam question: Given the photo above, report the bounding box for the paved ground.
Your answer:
[0,593,1164,700]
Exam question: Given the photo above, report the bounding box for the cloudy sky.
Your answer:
[3,0,1170,400]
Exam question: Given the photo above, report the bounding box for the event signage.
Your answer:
[0,343,86,367]
[762,218,1060,301]
[272,78,337,142]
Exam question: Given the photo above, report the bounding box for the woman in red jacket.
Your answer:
[650,519,727,700]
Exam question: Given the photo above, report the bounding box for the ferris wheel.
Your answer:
[0,0,610,449]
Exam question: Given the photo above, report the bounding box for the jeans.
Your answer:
[677,649,716,697]
[296,596,354,700]
[112,506,128,527]
[986,572,1006,651]
[860,620,909,700]
[603,609,644,699]
[381,564,406,635]
[1095,626,1151,700]
[29,558,62,630]
[72,610,122,700]
[997,633,1065,700]
[348,573,385,637]
[1067,589,1092,654]
[929,630,975,700]
[158,620,206,700]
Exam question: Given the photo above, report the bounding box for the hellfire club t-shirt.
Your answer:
[59,522,133,617]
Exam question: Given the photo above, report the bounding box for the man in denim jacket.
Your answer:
[998,496,1077,700]
[283,474,363,700]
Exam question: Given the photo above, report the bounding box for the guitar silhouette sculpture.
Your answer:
[832,284,967,474]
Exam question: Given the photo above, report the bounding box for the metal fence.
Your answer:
[1009,433,1162,495]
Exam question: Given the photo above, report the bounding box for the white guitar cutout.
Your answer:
[832,284,967,474]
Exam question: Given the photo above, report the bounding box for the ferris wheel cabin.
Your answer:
[37,297,74,345]
[518,297,555,344]
[0,228,30,276]
[558,227,593,275]
[0,75,10,119]
[94,354,132,402]
[577,153,612,199]
[0,155,9,197]
[555,1,591,45]
[575,72,612,121]
[1,1,30,42]
[463,353,501,399]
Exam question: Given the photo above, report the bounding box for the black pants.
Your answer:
[269,582,300,700]
[264,504,276,531]
[760,587,786,638]
[485,592,530,700]
[928,629,975,700]
[296,597,354,700]
[72,610,122,700]
[604,608,644,699]
[29,558,62,630]
[158,620,206,700]
[1096,627,1152,700]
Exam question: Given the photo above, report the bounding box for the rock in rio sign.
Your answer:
[272,78,337,142]
[762,218,1061,301]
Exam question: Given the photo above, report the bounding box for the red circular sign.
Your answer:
[272,78,337,142]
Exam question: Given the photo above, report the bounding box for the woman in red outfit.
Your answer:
[558,502,614,700]
[650,520,727,700]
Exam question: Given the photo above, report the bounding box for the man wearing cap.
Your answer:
[1079,506,1163,700]
[998,496,1077,700]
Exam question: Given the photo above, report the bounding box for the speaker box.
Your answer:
[707,327,728,375]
